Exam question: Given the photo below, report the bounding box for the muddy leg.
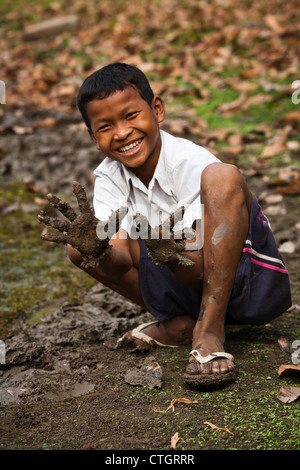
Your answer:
[185,163,252,381]
[67,242,146,309]
[67,243,196,347]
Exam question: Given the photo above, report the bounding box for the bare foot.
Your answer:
[183,323,236,389]
[185,331,234,376]
[119,315,196,348]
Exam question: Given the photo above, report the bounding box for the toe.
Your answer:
[185,356,201,375]
[211,361,220,374]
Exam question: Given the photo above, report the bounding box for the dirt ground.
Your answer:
[0,107,299,453]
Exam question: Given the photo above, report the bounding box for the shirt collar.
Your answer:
[120,130,173,196]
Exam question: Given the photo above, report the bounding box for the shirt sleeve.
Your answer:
[93,173,137,237]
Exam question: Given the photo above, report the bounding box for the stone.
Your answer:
[124,356,163,388]
[24,15,79,40]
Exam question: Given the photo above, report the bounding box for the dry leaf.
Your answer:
[276,180,300,195]
[165,397,199,413]
[278,364,300,376]
[260,126,292,159]
[204,421,234,435]
[283,111,300,126]
[277,385,300,403]
[217,93,248,114]
[264,14,284,34]
[170,432,180,449]
[34,118,57,128]
[12,125,34,135]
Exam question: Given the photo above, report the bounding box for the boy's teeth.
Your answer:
[119,139,142,153]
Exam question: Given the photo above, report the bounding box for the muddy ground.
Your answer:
[0,107,299,452]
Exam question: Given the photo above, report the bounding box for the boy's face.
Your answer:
[86,86,165,180]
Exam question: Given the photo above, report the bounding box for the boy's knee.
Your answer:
[66,244,82,267]
[202,163,241,189]
[201,163,250,206]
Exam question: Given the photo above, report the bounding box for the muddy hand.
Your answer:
[135,207,195,272]
[37,181,125,269]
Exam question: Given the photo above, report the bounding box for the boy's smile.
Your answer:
[116,137,143,156]
[86,86,165,186]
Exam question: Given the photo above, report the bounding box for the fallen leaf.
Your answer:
[277,385,300,403]
[260,141,287,159]
[227,78,258,92]
[26,182,40,193]
[153,397,199,413]
[170,432,180,449]
[278,364,300,376]
[243,93,273,109]
[204,421,234,435]
[165,397,199,413]
[12,125,34,135]
[217,93,248,114]
[260,125,292,159]
[264,14,284,34]
[283,111,300,126]
[34,118,57,128]
[287,304,300,313]
[275,179,300,195]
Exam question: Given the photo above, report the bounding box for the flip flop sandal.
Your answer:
[130,321,179,348]
[183,349,236,389]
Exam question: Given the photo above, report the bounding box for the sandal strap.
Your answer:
[131,322,178,348]
[190,349,234,364]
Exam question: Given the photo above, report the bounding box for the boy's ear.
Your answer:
[152,96,165,123]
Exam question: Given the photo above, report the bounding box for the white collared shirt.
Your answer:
[93,130,220,243]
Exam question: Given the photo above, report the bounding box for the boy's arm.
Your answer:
[37,181,131,273]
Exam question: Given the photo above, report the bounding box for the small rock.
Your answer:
[264,193,283,204]
[24,15,79,40]
[124,356,163,389]
[279,241,296,253]
[264,205,287,216]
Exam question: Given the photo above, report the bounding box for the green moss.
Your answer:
[0,177,96,334]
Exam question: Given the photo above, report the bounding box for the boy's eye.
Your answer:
[97,124,110,132]
[127,111,138,119]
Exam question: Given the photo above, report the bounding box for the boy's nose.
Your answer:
[114,124,132,140]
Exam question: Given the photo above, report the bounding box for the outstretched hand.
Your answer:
[135,207,195,272]
[37,181,124,269]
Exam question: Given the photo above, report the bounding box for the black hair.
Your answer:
[77,63,155,130]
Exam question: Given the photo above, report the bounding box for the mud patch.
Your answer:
[0,367,95,405]
[211,218,227,245]
[0,283,151,406]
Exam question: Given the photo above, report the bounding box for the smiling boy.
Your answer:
[38,63,291,388]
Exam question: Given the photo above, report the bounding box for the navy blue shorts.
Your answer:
[138,193,292,325]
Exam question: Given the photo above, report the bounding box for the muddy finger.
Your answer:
[72,181,92,214]
[41,230,69,245]
[38,211,71,232]
[47,194,77,221]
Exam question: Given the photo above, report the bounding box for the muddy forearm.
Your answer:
[92,242,133,275]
